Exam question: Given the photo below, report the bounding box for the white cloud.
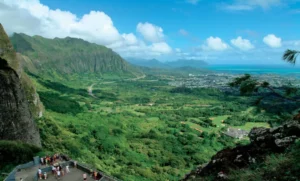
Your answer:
[186,0,200,5]
[150,42,172,54]
[0,0,172,58]
[137,22,164,43]
[122,33,138,45]
[263,34,282,48]
[231,36,255,50]
[222,0,281,11]
[202,36,229,51]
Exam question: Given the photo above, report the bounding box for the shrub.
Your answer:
[0,140,41,169]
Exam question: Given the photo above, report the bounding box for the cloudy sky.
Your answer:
[1,0,300,64]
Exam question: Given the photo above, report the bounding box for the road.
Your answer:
[87,83,96,97]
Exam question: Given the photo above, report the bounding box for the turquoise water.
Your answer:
[205,65,300,76]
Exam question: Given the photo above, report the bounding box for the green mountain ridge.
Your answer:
[10,33,141,78]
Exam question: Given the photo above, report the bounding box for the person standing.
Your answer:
[61,167,65,177]
[66,165,70,173]
[40,157,44,165]
[38,168,42,179]
[52,165,56,175]
[74,161,77,168]
[83,173,87,181]
[57,170,61,180]
[44,172,47,180]
[93,170,97,180]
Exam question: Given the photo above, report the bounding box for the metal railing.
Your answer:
[4,160,36,181]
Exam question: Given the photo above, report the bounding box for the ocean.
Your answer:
[205,65,300,76]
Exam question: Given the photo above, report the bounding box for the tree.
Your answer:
[283,49,300,64]
[229,49,300,103]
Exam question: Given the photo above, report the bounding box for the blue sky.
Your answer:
[1,0,300,64]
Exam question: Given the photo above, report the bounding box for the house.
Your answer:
[223,128,249,139]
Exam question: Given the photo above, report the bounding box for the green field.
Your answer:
[31,72,275,181]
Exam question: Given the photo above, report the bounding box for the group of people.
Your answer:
[37,154,103,181]
[52,164,70,179]
[38,167,47,180]
[82,170,103,181]
[40,154,62,166]
[38,164,70,180]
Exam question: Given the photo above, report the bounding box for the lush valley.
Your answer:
[1,28,300,181]
[2,0,300,180]
[28,69,285,180]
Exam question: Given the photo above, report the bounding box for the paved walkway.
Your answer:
[13,160,114,181]
[15,164,46,181]
[43,168,94,181]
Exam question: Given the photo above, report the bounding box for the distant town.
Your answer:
[168,73,300,91]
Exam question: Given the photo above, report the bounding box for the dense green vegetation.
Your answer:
[25,70,280,181]
[0,141,41,180]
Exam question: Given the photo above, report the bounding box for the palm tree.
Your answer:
[229,49,300,102]
[283,49,300,64]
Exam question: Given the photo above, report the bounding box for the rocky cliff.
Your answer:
[0,24,41,146]
[182,119,300,181]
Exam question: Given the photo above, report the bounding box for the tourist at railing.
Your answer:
[56,170,61,180]
[52,165,56,175]
[74,160,77,168]
[43,172,47,179]
[93,170,97,180]
[66,165,70,173]
[83,173,87,181]
[38,168,42,179]
[40,157,44,165]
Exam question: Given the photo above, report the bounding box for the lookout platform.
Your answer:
[4,156,118,181]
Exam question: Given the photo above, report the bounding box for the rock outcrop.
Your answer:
[0,23,41,146]
[182,120,300,181]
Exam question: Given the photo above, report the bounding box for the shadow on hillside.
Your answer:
[38,91,83,115]
[38,80,88,96]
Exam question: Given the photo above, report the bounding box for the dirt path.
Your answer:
[127,74,146,81]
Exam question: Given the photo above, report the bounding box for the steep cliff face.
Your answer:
[0,24,41,146]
